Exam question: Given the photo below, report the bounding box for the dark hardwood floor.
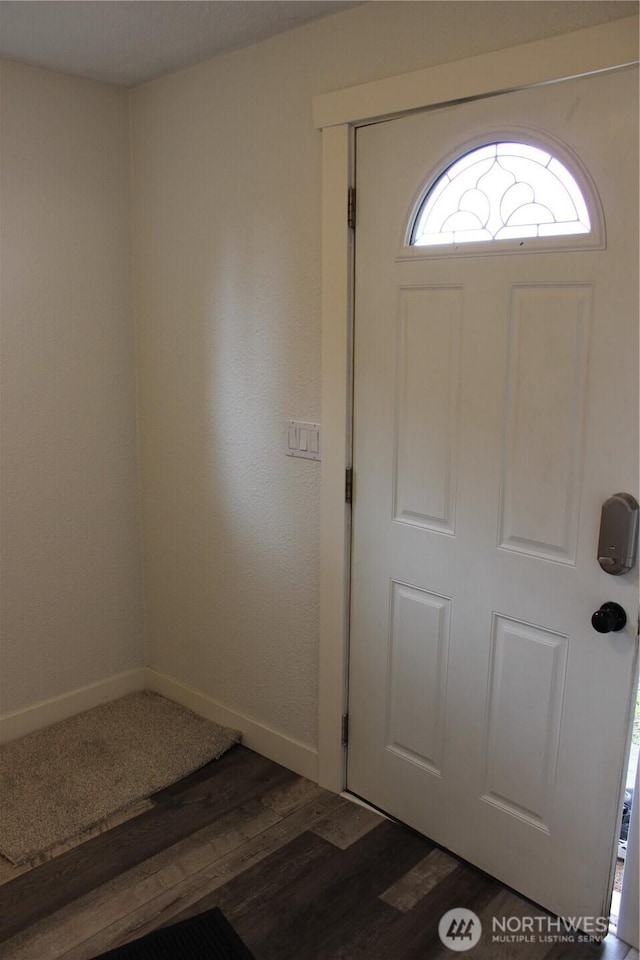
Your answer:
[0,745,636,959]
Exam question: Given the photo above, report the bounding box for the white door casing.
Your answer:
[347,67,638,921]
[316,14,639,798]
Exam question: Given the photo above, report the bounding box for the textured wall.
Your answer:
[131,1,635,750]
[0,61,145,714]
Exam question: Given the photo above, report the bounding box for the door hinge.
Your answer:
[347,186,356,229]
[345,467,353,505]
[341,713,349,746]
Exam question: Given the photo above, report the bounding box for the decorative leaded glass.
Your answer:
[411,142,591,247]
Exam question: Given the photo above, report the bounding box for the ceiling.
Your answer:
[0,1,363,87]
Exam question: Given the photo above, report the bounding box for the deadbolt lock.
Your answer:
[597,493,639,575]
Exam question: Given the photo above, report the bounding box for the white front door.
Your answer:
[348,66,639,921]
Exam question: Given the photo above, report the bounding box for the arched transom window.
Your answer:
[410,142,592,247]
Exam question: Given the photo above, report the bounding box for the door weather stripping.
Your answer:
[348,187,356,229]
[341,713,349,746]
[345,468,353,505]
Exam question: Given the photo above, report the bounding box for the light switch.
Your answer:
[285,420,321,461]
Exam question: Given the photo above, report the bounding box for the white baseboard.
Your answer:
[146,668,319,783]
[0,668,148,744]
[0,667,319,784]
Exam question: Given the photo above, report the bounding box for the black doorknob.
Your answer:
[591,602,627,633]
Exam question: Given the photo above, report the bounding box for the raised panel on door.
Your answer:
[393,287,462,535]
[498,284,592,563]
[386,582,451,775]
[481,613,569,831]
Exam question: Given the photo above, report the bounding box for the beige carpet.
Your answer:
[0,691,241,866]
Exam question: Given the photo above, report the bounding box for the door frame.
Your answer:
[315,15,639,794]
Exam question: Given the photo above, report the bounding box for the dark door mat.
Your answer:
[90,908,256,960]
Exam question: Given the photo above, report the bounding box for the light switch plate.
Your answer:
[285,420,321,461]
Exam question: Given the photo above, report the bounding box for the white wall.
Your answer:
[131,1,636,757]
[0,61,145,718]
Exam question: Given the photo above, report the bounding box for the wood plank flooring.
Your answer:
[0,745,636,960]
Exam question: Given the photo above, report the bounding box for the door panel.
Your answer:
[348,66,639,921]
[499,284,591,562]
[394,286,462,534]
[387,581,451,774]
[482,613,568,831]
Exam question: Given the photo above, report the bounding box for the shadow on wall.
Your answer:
[140,177,320,746]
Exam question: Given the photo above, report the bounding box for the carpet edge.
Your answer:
[0,693,242,866]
